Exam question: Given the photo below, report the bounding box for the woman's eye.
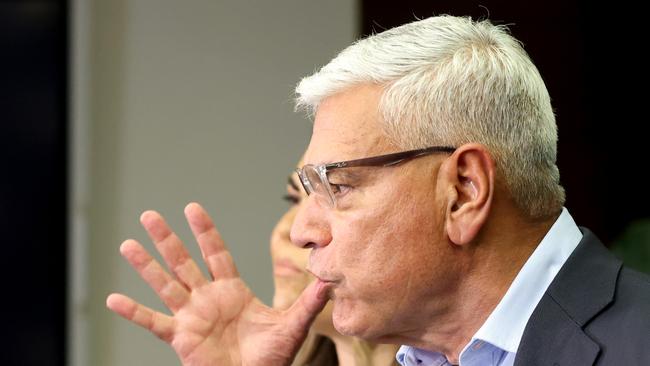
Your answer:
[282,194,300,205]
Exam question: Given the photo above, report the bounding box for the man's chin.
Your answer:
[331,302,380,339]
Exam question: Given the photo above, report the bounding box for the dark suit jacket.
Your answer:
[514,228,650,365]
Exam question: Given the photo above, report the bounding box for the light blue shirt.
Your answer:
[396,208,583,366]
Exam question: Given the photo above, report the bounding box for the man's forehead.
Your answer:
[304,84,393,164]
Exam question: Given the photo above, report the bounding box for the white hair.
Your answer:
[295,15,564,219]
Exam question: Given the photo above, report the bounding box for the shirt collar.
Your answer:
[472,207,582,353]
[397,345,448,366]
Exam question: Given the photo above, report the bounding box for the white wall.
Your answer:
[69,1,358,365]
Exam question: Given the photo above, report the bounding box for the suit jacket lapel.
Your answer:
[514,228,622,366]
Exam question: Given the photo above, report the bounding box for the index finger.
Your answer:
[184,202,239,279]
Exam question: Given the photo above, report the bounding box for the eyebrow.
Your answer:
[327,168,361,182]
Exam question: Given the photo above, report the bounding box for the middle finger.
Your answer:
[140,210,208,289]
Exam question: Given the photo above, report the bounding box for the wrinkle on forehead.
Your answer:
[305,84,397,165]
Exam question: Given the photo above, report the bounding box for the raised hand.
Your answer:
[106,202,330,366]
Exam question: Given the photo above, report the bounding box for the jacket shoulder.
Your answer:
[585,266,650,364]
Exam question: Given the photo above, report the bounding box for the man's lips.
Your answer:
[306,268,338,284]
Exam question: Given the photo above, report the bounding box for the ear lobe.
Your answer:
[444,145,495,246]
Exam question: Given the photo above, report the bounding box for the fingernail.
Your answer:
[315,279,331,301]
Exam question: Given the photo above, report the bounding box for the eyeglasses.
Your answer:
[295,146,456,208]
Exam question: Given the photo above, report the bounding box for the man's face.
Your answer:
[291,84,464,341]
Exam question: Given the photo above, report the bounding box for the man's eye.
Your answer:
[329,183,351,195]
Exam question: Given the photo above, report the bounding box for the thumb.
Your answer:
[283,279,331,337]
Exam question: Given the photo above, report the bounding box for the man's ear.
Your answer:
[439,143,495,246]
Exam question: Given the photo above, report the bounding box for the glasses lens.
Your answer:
[304,165,334,207]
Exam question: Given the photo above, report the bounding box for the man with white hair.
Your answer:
[107,15,650,365]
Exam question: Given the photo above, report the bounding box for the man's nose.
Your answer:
[290,195,332,249]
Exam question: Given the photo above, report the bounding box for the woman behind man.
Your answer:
[271,163,398,365]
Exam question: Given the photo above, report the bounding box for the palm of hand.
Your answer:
[171,280,254,365]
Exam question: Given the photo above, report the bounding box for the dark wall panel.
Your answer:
[0,1,67,365]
